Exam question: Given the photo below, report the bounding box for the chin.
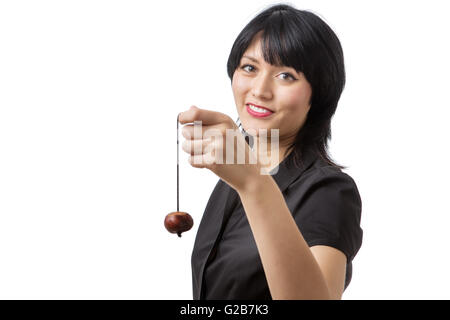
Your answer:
[242,122,272,137]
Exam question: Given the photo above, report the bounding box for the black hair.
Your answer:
[227,3,347,170]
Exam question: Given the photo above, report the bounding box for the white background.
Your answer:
[1,0,449,299]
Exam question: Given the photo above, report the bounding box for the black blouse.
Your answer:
[191,147,363,300]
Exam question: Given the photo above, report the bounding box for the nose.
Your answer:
[251,72,273,100]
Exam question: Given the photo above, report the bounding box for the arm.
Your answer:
[310,245,347,299]
[237,174,346,300]
[177,106,348,299]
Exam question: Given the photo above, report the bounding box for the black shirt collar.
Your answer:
[245,134,318,192]
[269,147,318,192]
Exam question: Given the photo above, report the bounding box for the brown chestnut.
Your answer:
[164,211,193,237]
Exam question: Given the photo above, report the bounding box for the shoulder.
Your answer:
[287,160,361,205]
[286,161,363,263]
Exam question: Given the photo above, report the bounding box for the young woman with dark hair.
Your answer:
[178,3,363,300]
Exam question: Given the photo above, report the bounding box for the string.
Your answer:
[177,114,179,212]
[176,116,249,212]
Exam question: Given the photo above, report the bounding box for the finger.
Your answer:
[188,154,216,168]
[181,123,199,140]
[181,138,212,155]
[181,123,219,140]
[178,105,230,126]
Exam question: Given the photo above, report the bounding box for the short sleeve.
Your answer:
[288,167,363,264]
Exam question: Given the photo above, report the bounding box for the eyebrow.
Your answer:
[242,55,260,63]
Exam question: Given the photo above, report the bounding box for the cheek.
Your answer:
[282,86,311,114]
[232,74,249,97]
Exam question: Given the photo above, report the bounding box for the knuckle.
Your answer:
[192,141,202,155]
[215,137,224,149]
[204,154,215,165]
[220,127,227,136]
[191,109,200,120]
[204,140,213,153]
[182,126,192,139]
[225,117,235,128]
[181,127,188,138]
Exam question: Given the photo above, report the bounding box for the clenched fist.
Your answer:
[178,106,263,192]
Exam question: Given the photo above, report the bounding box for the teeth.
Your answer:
[248,104,270,113]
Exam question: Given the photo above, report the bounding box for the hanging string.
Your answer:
[177,114,179,212]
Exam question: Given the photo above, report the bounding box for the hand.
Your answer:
[178,106,262,192]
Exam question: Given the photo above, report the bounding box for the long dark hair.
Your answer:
[227,3,347,170]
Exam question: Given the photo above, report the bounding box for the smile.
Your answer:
[246,104,274,118]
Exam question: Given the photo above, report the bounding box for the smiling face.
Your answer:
[231,32,312,146]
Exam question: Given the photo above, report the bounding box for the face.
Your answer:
[231,32,312,144]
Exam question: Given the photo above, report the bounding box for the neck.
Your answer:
[251,135,294,173]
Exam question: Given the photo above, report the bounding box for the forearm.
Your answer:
[237,174,331,300]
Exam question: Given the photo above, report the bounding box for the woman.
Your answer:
[178,3,363,300]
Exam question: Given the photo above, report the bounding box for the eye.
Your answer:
[241,64,255,73]
[278,72,297,81]
[240,64,298,81]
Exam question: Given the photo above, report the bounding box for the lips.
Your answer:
[246,103,274,118]
[246,103,274,113]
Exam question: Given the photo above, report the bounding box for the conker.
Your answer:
[164,211,193,237]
